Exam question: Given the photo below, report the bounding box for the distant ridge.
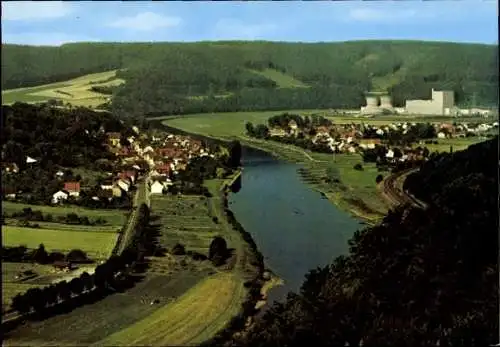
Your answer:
[2,40,497,117]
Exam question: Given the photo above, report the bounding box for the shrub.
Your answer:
[354,163,364,171]
[171,243,186,255]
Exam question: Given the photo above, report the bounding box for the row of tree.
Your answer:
[3,245,91,264]
[10,248,139,315]
[5,208,108,226]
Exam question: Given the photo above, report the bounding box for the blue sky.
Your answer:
[1,1,497,46]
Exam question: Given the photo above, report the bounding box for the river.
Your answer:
[229,146,362,306]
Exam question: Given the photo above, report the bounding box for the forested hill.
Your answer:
[215,137,498,347]
[2,41,498,117]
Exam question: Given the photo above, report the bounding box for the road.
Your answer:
[381,168,428,210]
[116,171,152,255]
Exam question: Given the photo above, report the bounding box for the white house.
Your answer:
[150,181,164,194]
[116,179,130,192]
[52,190,69,204]
[437,132,446,139]
[26,156,37,164]
[386,149,395,159]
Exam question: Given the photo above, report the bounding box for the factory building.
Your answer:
[405,89,455,115]
[360,92,394,115]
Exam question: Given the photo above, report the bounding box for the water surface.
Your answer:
[229,147,361,305]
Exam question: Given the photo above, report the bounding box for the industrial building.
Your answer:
[360,92,394,115]
[405,89,455,115]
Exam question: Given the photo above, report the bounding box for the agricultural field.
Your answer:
[152,195,221,253]
[2,201,128,226]
[3,271,210,346]
[5,185,250,346]
[95,272,245,347]
[415,137,486,153]
[2,70,124,108]
[2,226,119,260]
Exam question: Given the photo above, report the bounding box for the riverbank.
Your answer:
[157,119,385,225]
[197,169,285,346]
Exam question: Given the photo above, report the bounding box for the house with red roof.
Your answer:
[64,182,81,197]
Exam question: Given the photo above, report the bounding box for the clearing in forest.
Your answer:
[2,70,124,108]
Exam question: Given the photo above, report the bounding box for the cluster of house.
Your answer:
[435,121,498,138]
[146,133,214,194]
[268,119,499,156]
[2,126,214,204]
[51,168,140,204]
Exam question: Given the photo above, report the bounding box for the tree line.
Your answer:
[3,208,108,226]
[3,245,91,264]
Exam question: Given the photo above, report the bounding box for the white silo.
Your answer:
[380,95,393,109]
[366,95,379,107]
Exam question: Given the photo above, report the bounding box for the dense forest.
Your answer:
[1,103,127,169]
[2,41,498,117]
[0,103,133,206]
[213,137,498,347]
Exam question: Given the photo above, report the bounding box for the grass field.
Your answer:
[94,272,245,347]
[2,70,124,108]
[2,226,119,259]
[4,271,209,346]
[2,201,128,226]
[249,68,309,89]
[416,137,486,153]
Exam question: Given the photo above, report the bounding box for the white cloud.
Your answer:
[107,12,182,31]
[2,32,100,46]
[1,1,74,21]
[346,7,434,23]
[213,19,277,40]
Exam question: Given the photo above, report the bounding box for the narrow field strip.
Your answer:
[94,273,245,346]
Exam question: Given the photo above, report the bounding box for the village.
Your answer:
[254,114,499,167]
[2,126,217,206]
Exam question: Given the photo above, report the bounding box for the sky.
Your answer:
[1,1,498,46]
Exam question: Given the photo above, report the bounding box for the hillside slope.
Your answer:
[215,137,499,347]
[2,41,498,117]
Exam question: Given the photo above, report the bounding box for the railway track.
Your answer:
[381,168,428,210]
